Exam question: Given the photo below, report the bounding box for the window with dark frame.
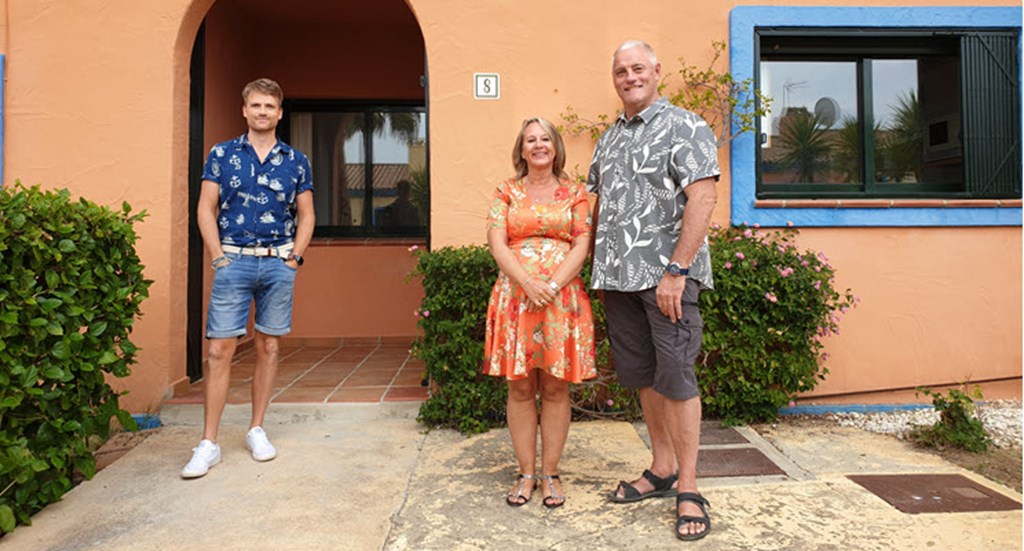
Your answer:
[281,101,428,238]
[756,29,1021,200]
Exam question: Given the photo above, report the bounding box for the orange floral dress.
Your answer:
[483,178,597,383]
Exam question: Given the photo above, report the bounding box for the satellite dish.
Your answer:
[814,97,841,127]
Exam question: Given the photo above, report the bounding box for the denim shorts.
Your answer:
[603,280,703,400]
[206,253,298,339]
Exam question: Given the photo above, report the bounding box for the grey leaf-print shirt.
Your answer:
[587,98,720,292]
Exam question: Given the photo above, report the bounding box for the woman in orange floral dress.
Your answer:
[484,117,596,509]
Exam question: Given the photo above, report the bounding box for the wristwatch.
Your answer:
[287,253,304,266]
[666,262,689,277]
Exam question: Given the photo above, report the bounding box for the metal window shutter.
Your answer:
[961,32,1022,198]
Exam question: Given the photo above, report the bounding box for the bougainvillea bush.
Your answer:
[410,223,855,432]
[698,223,856,424]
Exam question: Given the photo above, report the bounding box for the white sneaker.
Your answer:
[181,439,221,479]
[245,426,277,462]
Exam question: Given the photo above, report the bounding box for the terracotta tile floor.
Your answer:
[166,338,428,405]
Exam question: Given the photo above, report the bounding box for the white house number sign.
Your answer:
[474,73,500,100]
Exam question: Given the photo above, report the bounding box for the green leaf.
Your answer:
[89,321,108,337]
[97,350,118,365]
[51,340,71,360]
[0,504,15,533]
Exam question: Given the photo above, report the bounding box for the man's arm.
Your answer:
[655,177,717,322]
[288,190,315,268]
[197,180,225,262]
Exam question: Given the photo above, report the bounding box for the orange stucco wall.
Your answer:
[1,0,1019,412]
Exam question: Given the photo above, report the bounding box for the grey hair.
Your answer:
[613,40,658,67]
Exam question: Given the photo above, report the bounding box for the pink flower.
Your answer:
[724,261,732,269]
[818,252,829,262]
[735,252,745,260]
[743,229,753,238]
[821,352,830,362]
[776,266,794,278]
[606,399,614,406]
[408,245,419,252]
[753,223,761,229]
[801,260,809,267]
[422,310,430,317]
[413,310,420,317]
[711,222,721,230]
[786,221,794,227]
[813,281,821,290]
[788,400,796,408]
[814,266,821,272]
[765,292,778,303]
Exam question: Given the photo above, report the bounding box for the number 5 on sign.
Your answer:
[474,73,500,100]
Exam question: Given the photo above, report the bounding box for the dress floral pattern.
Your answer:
[484,178,597,382]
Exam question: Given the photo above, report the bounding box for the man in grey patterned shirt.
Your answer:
[588,40,719,542]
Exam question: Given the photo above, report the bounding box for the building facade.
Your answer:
[0,0,1019,412]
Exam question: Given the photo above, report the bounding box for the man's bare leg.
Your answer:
[613,386,679,498]
[665,395,705,538]
[202,337,237,442]
[249,331,280,429]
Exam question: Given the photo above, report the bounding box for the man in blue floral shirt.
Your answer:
[182,78,315,479]
[589,41,719,541]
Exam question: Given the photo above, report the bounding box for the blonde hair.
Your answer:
[242,78,284,105]
[511,117,567,179]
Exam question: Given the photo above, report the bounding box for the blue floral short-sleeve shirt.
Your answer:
[202,133,314,248]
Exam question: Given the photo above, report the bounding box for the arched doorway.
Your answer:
[186,0,428,381]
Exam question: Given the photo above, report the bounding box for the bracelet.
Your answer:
[211,256,230,269]
[548,280,559,293]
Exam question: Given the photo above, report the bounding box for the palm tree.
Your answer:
[777,108,832,182]
[327,112,423,227]
[876,91,921,183]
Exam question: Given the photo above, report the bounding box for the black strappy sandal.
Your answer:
[506,473,536,507]
[675,492,711,541]
[608,469,678,503]
[539,474,565,509]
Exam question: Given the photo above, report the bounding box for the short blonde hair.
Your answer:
[242,78,284,105]
[511,117,567,179]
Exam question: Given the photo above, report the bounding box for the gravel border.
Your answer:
[823,399,1022,450]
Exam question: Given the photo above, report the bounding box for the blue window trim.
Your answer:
[729,6,1023,227]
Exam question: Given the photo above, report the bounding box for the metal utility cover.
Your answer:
[697,448,786,478]
[848,474,1022,514]
[700,421,749,445]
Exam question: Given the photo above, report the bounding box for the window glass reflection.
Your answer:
[760,61,860,184]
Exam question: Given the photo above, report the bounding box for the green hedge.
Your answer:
[410,224,855,433]
[0,183,151,534]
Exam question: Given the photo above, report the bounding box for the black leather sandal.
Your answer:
[675,492,711,541]
[506,473,536,507]
[539,474,565,509]
[608,469,678,503]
